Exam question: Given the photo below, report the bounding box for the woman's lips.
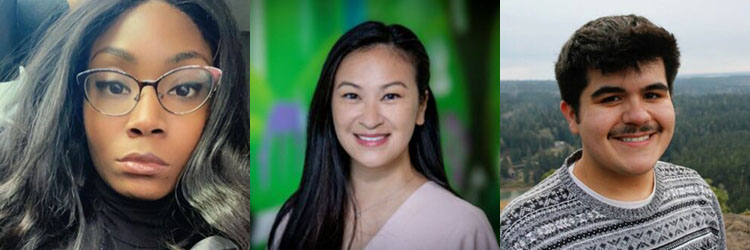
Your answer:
[116,153,168,175]
[355,133,389,147]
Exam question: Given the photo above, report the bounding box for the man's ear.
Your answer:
[560,101,579,134]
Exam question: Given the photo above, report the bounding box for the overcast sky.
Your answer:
[500,0,750,80]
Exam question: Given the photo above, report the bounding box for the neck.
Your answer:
[349,149,424,205]
[95,177,175,213]
[94,176,175,248]
[574,153,655,201]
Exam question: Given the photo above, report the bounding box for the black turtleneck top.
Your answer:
[94,177,176,249]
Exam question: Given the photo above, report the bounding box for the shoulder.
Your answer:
[500,166,570,224]
[655,161,715,198]
[403,182,492,229]
[655,161,704,179]
[500,167,573,247]
[655,161,727,245]
[655,161,722,212]
[369,181,498,249]
[268,212,290,250]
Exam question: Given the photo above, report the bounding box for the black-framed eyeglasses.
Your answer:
[76,65,222,116]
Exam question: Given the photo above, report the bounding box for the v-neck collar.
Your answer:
[362,181,432,250]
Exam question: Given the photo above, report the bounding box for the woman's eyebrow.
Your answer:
[90,47,135,62]
[336,81,408,90]
[168,51,212,64]
[89,47,211,65]
[382,81,407,90]
[337,81,361,89]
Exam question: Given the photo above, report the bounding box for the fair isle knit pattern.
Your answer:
[500,150,726,249]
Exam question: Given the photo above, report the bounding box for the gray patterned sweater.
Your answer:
[500,150,726,249]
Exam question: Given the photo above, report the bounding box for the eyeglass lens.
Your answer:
[82,68,214,115]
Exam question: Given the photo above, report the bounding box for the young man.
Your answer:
[500,15,726,249]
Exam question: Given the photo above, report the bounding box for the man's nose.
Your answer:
[622,99,651,126]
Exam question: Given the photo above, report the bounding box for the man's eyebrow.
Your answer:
[643,82,669,92]
[381,81,407,90]
[168,51,212,64]
[590,86,626,98]
[337,81,361,89]
[90,47,135,62]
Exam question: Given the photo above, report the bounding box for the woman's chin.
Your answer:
[113,182,173,200]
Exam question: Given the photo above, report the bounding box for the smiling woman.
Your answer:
[268,21,498,250]
[0,0,249,249]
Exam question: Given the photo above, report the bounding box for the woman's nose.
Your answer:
[125,86,166,137]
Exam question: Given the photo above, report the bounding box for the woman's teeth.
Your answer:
[357,135,385,141]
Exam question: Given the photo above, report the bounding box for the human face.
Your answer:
[561,59,675,176]
[332,45,427,169]
[83,1,213,200]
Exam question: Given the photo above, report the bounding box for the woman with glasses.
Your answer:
[0,0,249,249]
[268,21,498,250]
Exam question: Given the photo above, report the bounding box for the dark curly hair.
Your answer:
[554,14,680,119]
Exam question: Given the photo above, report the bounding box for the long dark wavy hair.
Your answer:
[268,21,454,250]
[0,0,250,249]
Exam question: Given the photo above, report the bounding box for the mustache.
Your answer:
[608,123,663,137]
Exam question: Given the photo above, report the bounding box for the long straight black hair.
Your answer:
[0,0,250,249]
[268,21,453,250]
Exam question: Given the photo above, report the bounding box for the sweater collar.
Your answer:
[558,149,667,221]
